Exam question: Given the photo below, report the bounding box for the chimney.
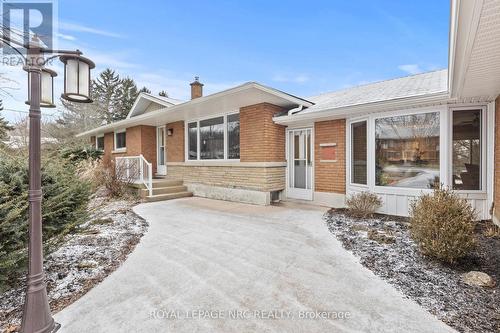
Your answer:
[190,76,203,99]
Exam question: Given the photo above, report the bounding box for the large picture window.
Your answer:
[187,113,240,160]
[351,121,367,184]
[375,112,440,189]
[452,109,481,190]
[200,116,224,160]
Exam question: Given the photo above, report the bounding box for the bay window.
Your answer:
[375,112,440,189]
[452,109,482,190]
[187,113,240,160]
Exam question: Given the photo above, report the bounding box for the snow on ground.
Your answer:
[0,192,148,333]
[325,210,499,333]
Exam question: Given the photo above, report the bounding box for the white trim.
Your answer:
[347,119,369,188]
[448,105,487,193]
[487,101,495,215]
[113,129,126,151]
[167,161,286,167]
[185,111,240,162]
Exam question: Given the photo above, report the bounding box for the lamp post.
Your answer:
[1,35,94,333]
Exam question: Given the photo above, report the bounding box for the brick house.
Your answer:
[79,0,500,223]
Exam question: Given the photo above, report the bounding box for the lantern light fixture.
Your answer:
[25,67,57,108]
[59,54,95,103]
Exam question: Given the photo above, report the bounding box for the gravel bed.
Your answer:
[325,210,499,333]
[0,192,148,333]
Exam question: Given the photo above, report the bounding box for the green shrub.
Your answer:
[409,188,476,264]
[61,146,103,163]
[345,192,382,218]
[0,153,90,291]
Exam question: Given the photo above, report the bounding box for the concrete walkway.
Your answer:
[55,198,456,333]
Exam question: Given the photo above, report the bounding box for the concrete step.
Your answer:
[145,191,193,202]
[139,185,188,198]
[152,179,183,188]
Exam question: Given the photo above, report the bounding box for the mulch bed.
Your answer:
[0,194,148,333]
[325,209,499,333]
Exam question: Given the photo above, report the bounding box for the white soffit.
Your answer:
[454,0,500,99]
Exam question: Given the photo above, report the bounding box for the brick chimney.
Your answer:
[190,76,203,99]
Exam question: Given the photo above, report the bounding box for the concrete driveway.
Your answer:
[55,198,455,333]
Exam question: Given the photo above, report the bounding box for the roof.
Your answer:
[302,69,448,114]
[126,93,184,118]
[77,82,313,137]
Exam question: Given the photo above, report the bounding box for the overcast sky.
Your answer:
[0,0,449,122]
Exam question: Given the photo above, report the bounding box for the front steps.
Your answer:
[136,178,193,202]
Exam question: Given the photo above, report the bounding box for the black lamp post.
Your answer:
[0,34,94,333]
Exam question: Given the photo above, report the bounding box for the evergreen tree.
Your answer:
[139,86,151,94]
[0,100,13,141]
[158,90,169,97]
[114,77,139,121]
[92,68,122,124]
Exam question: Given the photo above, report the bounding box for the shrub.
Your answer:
[0,153,90,291]
[409,188,476,264]
[94,160,138,198]
[61,146,103,163]
[345,192,382,218]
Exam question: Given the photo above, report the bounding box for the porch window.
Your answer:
[375,112,440,189]
[452,109,482,190]
[96,135,104,151]
[351,121,367,184]
[227,113,240,159]
[114,130,126,150]
[200,116,224,159]
[188,122,198,160]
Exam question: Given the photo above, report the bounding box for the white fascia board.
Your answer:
[273,92,450,125]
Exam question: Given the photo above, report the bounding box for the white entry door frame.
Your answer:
[286,127,314,200]
[156,125,167,175]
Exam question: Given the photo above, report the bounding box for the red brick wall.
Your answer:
[101,126,157,173]
[166,121,185,162]
[240,103,286,162]
[314,119,346,194]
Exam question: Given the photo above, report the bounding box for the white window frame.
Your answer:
[96,134,105,151]
[348,119,369,187]
[448,105,487,194]
[113,129,127,152]
[185,111,240,161]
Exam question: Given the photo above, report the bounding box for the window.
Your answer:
[452,109,482,190]
[96,135,104,151]
[227,113,240,159]
[200,117,224,159]
[114,131,126,150]
[375,112,440,189]
[351,121,367,184]
[187,122,198,160]
[187,113,240,160]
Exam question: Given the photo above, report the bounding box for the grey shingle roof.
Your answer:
[301,69,448,113]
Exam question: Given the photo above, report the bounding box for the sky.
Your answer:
[0,0,450,122]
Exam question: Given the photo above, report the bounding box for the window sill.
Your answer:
[112,149,126,154]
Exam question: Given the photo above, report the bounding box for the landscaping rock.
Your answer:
[462,271,496,288]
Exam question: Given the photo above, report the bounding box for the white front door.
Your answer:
[287,128,313,200]
[157,126,166,175]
